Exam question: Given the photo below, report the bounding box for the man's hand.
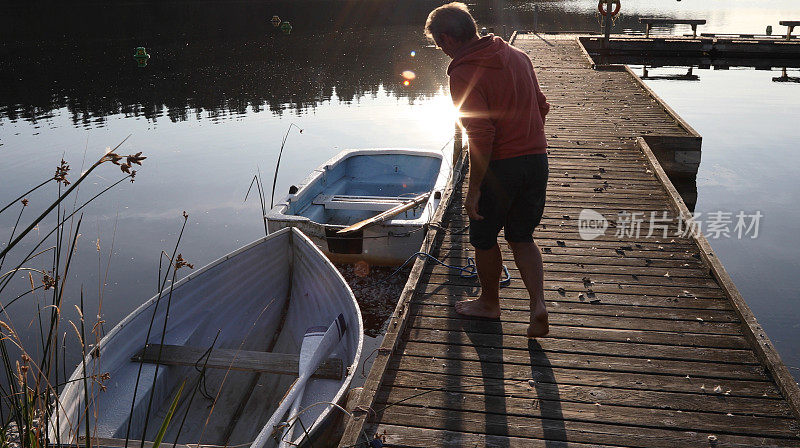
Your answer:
[465,188,484,221]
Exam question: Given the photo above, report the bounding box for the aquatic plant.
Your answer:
[0,140,158,447]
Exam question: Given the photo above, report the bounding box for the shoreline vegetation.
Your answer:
[0,140,159,447]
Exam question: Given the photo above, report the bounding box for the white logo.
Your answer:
[578,209,608,240]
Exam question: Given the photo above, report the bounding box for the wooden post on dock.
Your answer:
[453,121,463,171]
[603,0,612,49]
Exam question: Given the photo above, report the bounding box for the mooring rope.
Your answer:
[389,251,511,285]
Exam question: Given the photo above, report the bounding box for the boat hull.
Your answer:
[267,217,427,266]
[52,227,362,448]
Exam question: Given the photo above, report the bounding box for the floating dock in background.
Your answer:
[582,33,800,69]
[338,33,800,447]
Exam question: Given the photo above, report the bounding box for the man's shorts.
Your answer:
[469,153,548,250]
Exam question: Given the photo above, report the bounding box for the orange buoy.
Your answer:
[597,0,621,17]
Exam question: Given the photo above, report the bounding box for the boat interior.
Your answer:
[56,230,360,448]
[285,152,443,226]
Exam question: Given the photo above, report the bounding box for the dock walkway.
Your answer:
[339,34,800,447]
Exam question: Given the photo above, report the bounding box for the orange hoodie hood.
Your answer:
[447,36,509,75]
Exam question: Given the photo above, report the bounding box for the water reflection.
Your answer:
[773,68,800,83]
[641,66,700,81]
[8,0,787,129]
[641,67,800,378]
[2,1,456,128]
[639,65,800,85]
[1,29,449,127]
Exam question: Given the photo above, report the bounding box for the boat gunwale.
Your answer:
[286,228,364,446]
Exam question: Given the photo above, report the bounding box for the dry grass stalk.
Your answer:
[0,139,148,447]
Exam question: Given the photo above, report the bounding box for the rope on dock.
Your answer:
[389,251,512,285]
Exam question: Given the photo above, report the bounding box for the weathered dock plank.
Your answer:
[338,34,800,447]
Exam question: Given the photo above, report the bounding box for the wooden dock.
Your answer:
[580,34,800,70]
[338,34,800,447]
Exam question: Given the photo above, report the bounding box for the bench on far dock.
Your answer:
[780,21,800,40]
[640,18,706,38]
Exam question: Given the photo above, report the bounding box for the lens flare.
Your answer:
[401,70,416,80]
[403,80,410,86]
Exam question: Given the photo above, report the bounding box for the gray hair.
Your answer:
[424,2,478,43]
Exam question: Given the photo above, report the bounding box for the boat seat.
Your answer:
[312,194,414,211]
[131,344,343,380]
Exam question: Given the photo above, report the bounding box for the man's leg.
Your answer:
[509,240,548,337]
[455,242,502,318]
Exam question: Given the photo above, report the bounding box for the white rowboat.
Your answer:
[52,227,363,448]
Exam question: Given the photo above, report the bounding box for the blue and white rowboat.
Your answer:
[266,148,450,266]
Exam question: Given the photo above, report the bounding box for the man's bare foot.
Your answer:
[455,298,501,319]
[527,311,549,338]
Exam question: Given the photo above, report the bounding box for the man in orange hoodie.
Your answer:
[425,2,550,337]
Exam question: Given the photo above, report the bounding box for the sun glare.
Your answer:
[411,93,458,138]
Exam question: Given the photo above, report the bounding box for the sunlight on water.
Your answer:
[558,0,800,33]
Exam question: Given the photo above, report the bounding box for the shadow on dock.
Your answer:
[461,319,510,448]
[528,339,567,448]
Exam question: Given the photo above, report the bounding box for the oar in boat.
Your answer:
[278,326,330,447]
[337,192,430,234]
[250,314,348,448]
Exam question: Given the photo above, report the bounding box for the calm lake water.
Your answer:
[641,67,800,379]
[2,0,799,386]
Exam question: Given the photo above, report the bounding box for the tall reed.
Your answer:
[0,141,152,447]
